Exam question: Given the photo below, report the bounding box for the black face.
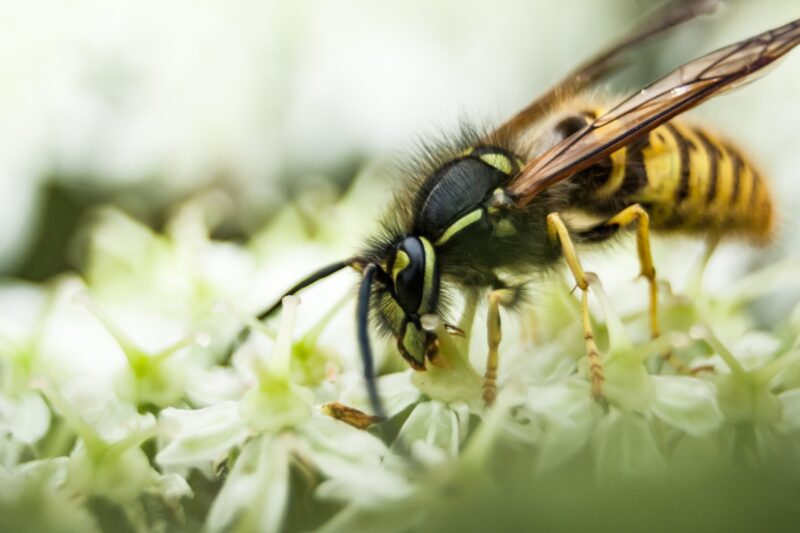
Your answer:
[374,235,440,369]
[390,236,426,315]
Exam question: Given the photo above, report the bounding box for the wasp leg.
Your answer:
[606,205,659,336]
[484,290,502,406]
[547,212,604,400]
[579,204,688,373]
[481,284,522,406]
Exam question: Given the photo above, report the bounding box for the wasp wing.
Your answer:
[489,0,719,142]
[508,18,800,206]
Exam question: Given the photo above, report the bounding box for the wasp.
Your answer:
[248,1,800,417]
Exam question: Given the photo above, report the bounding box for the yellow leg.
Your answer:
[605,205,659,339]
[483,290,502,406]
[547,212,604,400]
[483,286,521,405]
[600,204,690,373]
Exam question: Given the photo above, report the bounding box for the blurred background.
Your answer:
[2,3,800,531]
[2,0,799,283]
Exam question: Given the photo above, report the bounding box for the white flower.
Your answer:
[516,378,599,472]
[154,293,407,533]
[0,391,50,445]
[650,376,723,437]
[591,408,667,479]
[393,400,471,465]
[2,180,799,531]
[32,380,189,510]
[156,401,249,477]
[0,460,101,533]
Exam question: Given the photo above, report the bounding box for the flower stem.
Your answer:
[30,378,107,456]
[756,350,800,384]
[695,323,747,378]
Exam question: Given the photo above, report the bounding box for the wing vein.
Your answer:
[507,18,800,206]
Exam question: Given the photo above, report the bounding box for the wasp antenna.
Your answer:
[256,257,362,321]
[220,257,362,364]
[357,263,386,418]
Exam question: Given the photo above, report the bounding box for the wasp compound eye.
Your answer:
[390,236,438,316]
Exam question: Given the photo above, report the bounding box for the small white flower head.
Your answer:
[3,173,800,531]
[31,379,160,504]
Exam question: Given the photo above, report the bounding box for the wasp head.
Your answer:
[373,235,440,369]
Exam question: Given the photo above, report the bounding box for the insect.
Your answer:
[248,1,800,417]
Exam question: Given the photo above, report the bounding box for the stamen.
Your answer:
[266,295,300,379]
[214,300,278,340]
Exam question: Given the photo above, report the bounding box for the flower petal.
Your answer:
[651,376,723,437]
[206,435,290,533]
[0,391,50,444]
[592,409,666,479]
[156,402,248,476]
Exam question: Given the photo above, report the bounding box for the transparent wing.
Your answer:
[488,0,720,142]
[508,18,800,206]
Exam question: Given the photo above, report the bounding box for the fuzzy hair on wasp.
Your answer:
[232,0,800,418]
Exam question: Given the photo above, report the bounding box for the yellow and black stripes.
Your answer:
[692,128,720,204]
[572,117,774,244]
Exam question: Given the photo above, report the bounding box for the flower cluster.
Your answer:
[1,184,799,532]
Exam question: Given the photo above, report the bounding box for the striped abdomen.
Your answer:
[585,121,775,244]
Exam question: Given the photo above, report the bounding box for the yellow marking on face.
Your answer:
[379,292,404,333]
[479,152,513,175]
[402,322,425,365]
[419,237,436,314]
[459,147,475,157]
[434,209,483,246]
[392,250,410,283]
